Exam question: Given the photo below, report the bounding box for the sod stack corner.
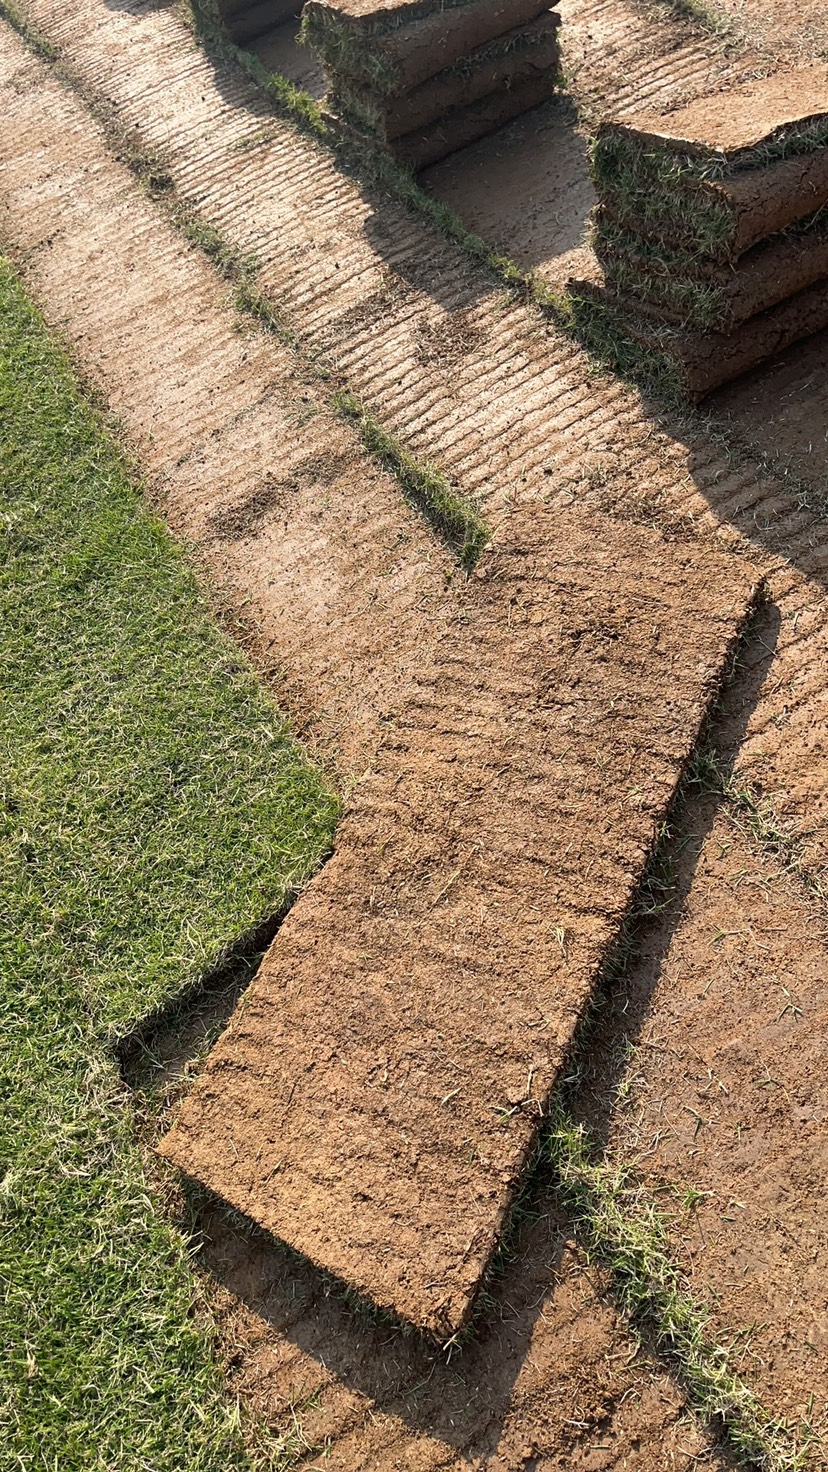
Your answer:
[301,0,562,169]
[569,67,828,399]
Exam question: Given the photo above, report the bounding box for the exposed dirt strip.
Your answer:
[0,27,741,1462]
[201,1201,729,1469]
[597,810,828,1452]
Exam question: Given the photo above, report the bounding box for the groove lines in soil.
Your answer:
[0,9,756,1342]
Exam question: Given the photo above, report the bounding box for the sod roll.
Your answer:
[570,274,828,399]
[302,0,556,93]
[593,210,828,332]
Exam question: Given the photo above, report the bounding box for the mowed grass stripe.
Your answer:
[0,255,338,1469]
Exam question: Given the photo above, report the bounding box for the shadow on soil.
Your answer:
[134,605,776,1462]
[181,7,828,569]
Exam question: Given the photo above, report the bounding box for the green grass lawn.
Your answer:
[0,255,339,1470]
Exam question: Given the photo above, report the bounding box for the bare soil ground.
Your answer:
[5,0,828,1456]
[581,804,828,1447]
[201,1200,727,1469]
[0,26,738,1464]
[707,0,828,59]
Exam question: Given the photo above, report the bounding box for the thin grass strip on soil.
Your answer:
[0,254,338,1470]
[546,1113,813,1471]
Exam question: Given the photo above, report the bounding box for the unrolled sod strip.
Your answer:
[301,0,556,94]
[592,67,828,261]
[161,509,759,1338]
[326,10,560,141]
[570,274,828,399]
[593,211,828,331]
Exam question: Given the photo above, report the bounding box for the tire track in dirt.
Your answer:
[0,25,739,1467]
[6,0,828,1444]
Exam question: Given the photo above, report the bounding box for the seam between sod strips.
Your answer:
[1,10,818,1467]
[0,0,488,571]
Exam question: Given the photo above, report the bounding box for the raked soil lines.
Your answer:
[0,27,745,1466]
[3,0,828,1457]
[0,5,759,1332]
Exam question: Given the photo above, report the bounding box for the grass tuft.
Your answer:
[546,1110,813,1472]
[333,389,489,567]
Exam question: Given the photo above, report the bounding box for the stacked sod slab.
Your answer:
[301,0,562,169]
[215,0,302,46]
[570,68,828,399]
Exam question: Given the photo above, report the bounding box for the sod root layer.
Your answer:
[161,512,756,1335]
[5,0,828,1440]
[0,28,742,1467]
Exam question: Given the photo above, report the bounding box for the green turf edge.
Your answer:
[0,251,338,1470]
[333,390,489,567]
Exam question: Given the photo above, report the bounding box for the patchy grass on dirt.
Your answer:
[0,254,338,1469]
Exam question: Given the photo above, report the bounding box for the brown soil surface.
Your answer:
[595,218,828,331]
[304,0,553,92]
[572,275,828,398]
[571,619,828,1446]
[162,510,755,1336]
[303,0,498,36]
[9,0,828,1445]
[708,0,828,62]
[610,65,828,159]
[328,12,560,141]
[595,145,828,265]
[197,1198,728,1469]
[0,25,734,1462]
[708,326,828,492]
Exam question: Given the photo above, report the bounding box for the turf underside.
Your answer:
[0,255,339,1469]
